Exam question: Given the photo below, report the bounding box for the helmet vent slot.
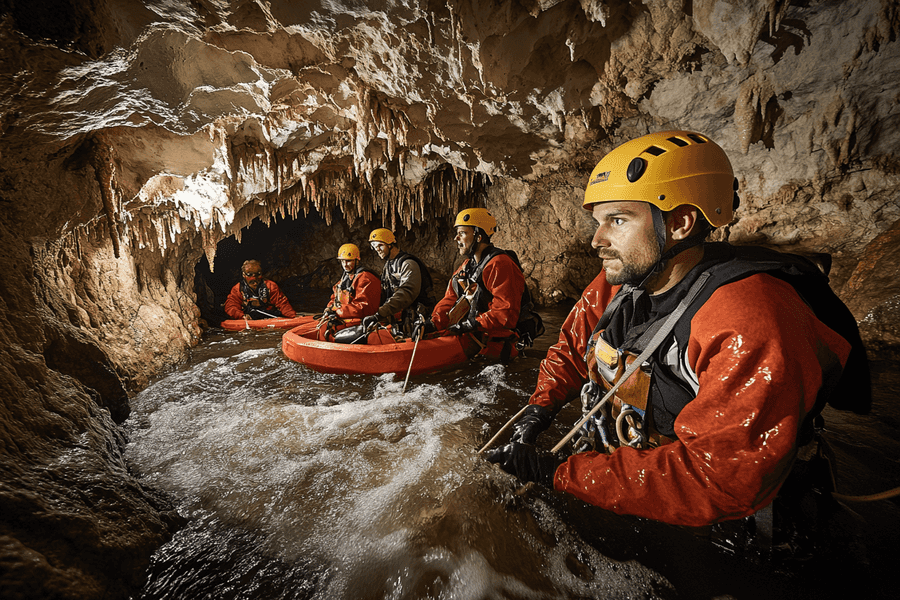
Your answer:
[627,157,647,182]
[643,145,666,156]
[667,136,689,147]
[686,133,708,144]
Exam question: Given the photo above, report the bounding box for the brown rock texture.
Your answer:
[1,0,899,597]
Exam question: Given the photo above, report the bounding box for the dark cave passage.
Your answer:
[194,213,340,326]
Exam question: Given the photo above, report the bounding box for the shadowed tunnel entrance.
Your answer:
[193,213,339,326]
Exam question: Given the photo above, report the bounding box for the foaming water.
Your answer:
[125,329,672,599]
[124,319,897,600]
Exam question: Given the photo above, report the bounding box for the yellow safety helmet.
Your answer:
[583,130,737,227]
[368,228,396,245]
[337,243,360,260]
[454,208,497,236]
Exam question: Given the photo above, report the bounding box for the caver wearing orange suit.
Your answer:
[224,260,296,320]
[427,208,526,342]
[323,244,381,321]
[486,130,870,529]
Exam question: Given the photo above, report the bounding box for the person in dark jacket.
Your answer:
[362,228,436,336]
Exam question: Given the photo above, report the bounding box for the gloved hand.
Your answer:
[412,318,436,340]
[509,404,554,445]
[448,316,478,335]
[362,314,381,330]
[484,442,565,488]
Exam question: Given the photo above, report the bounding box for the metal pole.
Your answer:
[401,329,422,393]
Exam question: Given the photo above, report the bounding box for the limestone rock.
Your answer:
[843,218,900,359]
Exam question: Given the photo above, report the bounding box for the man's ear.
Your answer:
[668,205,701,241]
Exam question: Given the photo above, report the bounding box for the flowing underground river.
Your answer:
[123,308,900,600]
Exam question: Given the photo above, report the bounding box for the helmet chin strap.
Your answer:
[636,206,706,289]
[466,229,488,259]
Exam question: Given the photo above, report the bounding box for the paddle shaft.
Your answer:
[402,330,422,393]
[478,406,528,454]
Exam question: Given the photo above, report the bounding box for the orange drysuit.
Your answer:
[529,269,851,527]
[432,251,525,339]
[224,280,296,320]
[326,268,381,320]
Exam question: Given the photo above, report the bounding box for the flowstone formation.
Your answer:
[1,1,899,598]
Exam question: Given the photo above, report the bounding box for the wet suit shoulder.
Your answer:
[673,243,870,416]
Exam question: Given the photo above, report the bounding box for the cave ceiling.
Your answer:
[1,0,899,281]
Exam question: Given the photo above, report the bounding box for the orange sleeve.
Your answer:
[475,254,525,336]
[528,271,619,412]
[431,263,466,330]
[223,282,245,319]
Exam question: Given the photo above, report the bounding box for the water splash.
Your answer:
[125,341,673,599]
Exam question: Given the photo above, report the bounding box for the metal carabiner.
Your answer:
[615,405,647,449]
[574,381,615,453]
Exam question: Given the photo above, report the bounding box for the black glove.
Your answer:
[362,314,381,330]
[448,316,478,335]
[412,318,436,340]
[484,442,565,487]
[509,404,554,446]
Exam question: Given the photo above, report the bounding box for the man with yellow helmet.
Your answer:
[362,228,436,336]
[486,130,869,532]
[419,208,542,358]
[322,243,381,324]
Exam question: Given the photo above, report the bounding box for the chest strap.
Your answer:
[552,271,711,453]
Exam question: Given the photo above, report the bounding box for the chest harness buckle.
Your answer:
[555,272,712,456]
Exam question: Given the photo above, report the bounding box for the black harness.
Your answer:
[450,246,544,346]
[585,243,870,439]
[240,279,271,311]
[337,266,376,296]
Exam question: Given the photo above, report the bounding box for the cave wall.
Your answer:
[1,0,900,598]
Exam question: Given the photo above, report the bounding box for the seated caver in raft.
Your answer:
[316,243,382,342]
[360,228,437,339]
[413,208,544,362]
[224,259,296,320]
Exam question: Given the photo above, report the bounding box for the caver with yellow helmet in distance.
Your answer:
[415,208,543,359]
[320,243,381,330]
[362,227,436,337]
[485,130,870,542]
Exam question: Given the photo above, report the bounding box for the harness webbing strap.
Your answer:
[552,271,711,453]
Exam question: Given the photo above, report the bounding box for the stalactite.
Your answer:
[90,135,122,259]
[766,0,791,38]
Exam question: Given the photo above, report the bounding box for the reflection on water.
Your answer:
[125,309,900,600]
